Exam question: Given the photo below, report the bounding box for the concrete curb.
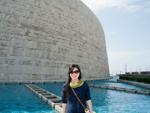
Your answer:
[118,79,150,90]
[89,84,150,96]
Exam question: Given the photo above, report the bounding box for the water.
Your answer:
[91,87,150,113]
[36,82,64,96]
[37,81,150,113]
[1,81,150,113]
[0,84,55,113]
[87,80,150,91]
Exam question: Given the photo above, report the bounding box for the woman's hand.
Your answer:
[62,103,67,113]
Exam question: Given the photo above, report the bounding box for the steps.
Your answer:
[25,84,63,113]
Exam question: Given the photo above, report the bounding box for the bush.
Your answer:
[119,74,150,84]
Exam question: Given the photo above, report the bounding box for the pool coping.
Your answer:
[0,77,111,84]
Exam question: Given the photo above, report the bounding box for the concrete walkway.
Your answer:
[25,84,63,113]
[89,84,150,96]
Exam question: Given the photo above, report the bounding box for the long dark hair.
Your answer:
[63,64,82,98]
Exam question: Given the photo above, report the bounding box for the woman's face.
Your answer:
[70,67,80,81]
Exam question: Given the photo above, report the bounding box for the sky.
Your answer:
[81,0,150,75]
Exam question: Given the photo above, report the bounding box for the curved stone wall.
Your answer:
[0,0,109,82]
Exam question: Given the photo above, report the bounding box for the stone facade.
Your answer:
[0,0,109,82]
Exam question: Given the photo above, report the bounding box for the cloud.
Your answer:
[81,0,142,13]
[145,8,150,14]
[143,1,150,14]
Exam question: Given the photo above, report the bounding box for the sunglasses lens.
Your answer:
[74,70,79,74]
[70,70,79,74]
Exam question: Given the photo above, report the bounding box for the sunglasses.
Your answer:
[70,70,80,74]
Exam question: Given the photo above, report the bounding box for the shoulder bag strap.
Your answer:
[71,88,86,110]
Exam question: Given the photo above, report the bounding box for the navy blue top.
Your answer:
[62,82,91,113]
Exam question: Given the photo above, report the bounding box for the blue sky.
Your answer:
[81,0,150,74]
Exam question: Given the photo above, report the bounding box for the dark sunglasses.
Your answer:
[70,70,80,74]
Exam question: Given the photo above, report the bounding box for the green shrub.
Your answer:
[119,74,150,84]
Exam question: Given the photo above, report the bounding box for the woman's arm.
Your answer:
[62,103,67,113]
[87,100,93,113]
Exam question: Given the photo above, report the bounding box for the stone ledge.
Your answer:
[118,79,150,90]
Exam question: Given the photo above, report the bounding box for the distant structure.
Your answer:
[125,71,150,75]
[0,0,109,82]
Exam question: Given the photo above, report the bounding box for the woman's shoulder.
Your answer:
[83,80,89,87]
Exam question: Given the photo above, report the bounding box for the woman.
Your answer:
[62,64,93,113]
